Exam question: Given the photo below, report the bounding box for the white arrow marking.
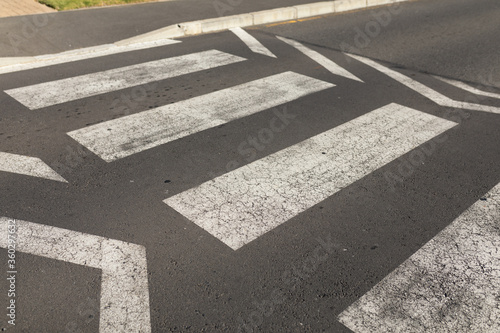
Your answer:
[338,182,500,332]
[0,217,151,332]
[68,71,334,162]
[278,36,363,82]
[0,152,67,182]
[5,49,245,110]
[165,103,457,250]
[347,53,500,114]
[230,27,276,58]
[433,75,500,100]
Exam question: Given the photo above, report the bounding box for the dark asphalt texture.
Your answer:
[1,0,331,58]
[1,0,500,332]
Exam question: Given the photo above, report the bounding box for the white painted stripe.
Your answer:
[68,71,334,162]
[164,103,457,250]
[278,36,363,82]
[0,39,180,75]
[5,49,246,110]
[433,75,500,100]
[0,152,67,182]
[230,27,277,58]
[0,217,151,332]
[347,53,500,114]
[338,182,500,333]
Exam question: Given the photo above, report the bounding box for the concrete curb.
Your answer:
[0,0,408,70]
[116,0,408,45]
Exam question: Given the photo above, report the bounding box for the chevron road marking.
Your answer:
[230,27,277,58]
[164,103,457,250]
[0,152,67,182]
[347,53,500,114]
[278,36,363,82]
[338,182,500,333]
[0,217,151,332]
[5,49,246,110]
[68,71,334,162]
[433,75,500,100]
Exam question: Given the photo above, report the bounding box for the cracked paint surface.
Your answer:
[0,217,151,332]
[69,71,334,162]
[338,182,500,333]
[165,103,457,250]
[5,49,245,110]
[0,152,67,182]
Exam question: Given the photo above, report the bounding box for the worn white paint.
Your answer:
[0,217,151,332]
[0,152,67,182]
[278,36,363,82]
[165,103,457,250]
[68,71,334,162]
[433,75,500,100]
[0,39,180,75]
[230,27,276,58]
[5,50,245,110]
[347,53,500,114]
[338,182,500,333]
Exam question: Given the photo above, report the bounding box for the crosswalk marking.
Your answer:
[164,103,457,250]
[0,217,151,332]
[0,152,67,182]
[277,36,363,82]
[0,39,181,76]
[5,49,246,110]
[230,27,277,58]
[347,53,500,114]
[338,182,500,333]
[433,75,500,100]
[68,71,334,162]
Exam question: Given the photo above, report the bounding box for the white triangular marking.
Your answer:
[0,152,67,182]
[230,27,277,58]
[278,36,363,82]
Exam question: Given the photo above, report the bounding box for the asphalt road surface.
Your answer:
[0,0,499,332]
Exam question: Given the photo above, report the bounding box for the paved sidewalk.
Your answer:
[0,0,55,18]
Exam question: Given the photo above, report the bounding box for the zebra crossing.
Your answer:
[1,29,499,332]
[2,30,498,250]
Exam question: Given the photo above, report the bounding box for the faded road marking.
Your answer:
[433,75,500,100]
[5,49,245,110]
[0,217,151,332]
[347,53,500,114]
[278,36,363,82]
[230,27,276,58]
[68,71,334,162]
[165,103,457,250]
[0,152,67,182]
[338,182,500,333]
[0,39,181,76]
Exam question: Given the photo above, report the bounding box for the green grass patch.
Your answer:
[37,0,156,11]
